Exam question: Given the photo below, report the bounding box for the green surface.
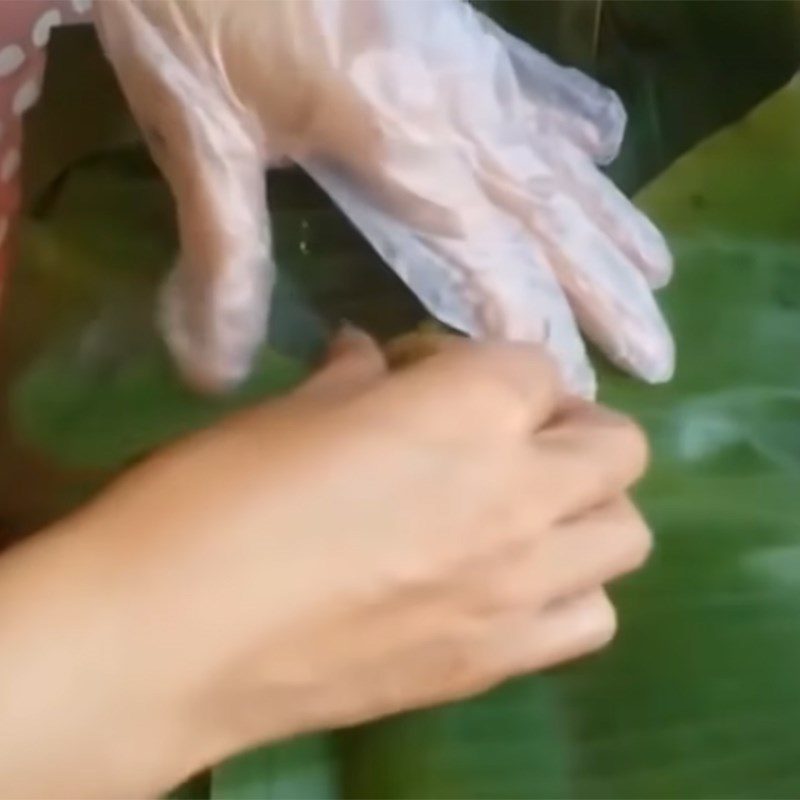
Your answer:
[478,0,800,192]
[211,737,338,800]
[330,75,800,800]
[4,3,800,798]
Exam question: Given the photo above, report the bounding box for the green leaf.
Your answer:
[340,679,570,799]
[207,74,800,800]
[169,772,210,800]
[11,339,307,471]
[477,0,800,192]
[5,158,316,473]
[211,737,337,800]
[338,77,800,800]
[2,146,427,484]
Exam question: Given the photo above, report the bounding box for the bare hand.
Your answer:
[0,333,652,798]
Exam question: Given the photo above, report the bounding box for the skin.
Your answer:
[0,332,652,799]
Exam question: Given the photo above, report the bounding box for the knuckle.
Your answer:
[409,341,560,434]
[458,368,531,429]
[483,573,532,613]
[481,345,555,423]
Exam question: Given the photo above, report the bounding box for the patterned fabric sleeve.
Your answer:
[0,0,93,300]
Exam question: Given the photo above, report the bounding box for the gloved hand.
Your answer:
[94,0,675,397]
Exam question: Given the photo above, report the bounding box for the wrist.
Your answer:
[0,511,208,797]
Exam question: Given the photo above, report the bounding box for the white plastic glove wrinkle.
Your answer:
[478,14,626,166]
[95,0,271,391]
[93,0,675,397]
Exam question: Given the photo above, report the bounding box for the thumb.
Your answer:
[293,325,387,404]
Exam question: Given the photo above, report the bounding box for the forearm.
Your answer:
[0,512,199,799]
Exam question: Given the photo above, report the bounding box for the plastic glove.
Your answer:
[94,0,675,397]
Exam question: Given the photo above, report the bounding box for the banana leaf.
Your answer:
[475,0,800,192]
[333,72,800,800]
[219,72,800,800]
